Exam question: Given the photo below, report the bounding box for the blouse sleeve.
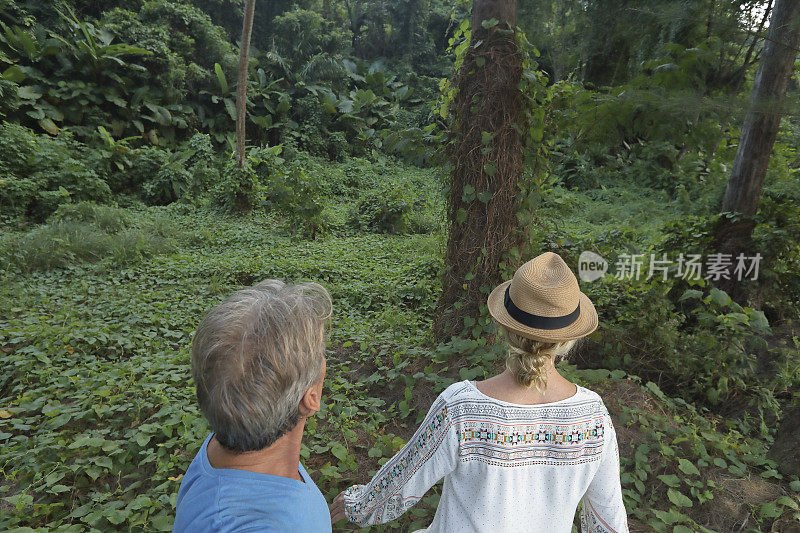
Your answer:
[580,412,629,533]
[342,393,458,526]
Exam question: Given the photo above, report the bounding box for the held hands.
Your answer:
[330,490,348,524]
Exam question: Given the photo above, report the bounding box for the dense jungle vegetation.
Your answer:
[1,0,799,531]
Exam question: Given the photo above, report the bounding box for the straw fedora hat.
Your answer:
[487,252,598,342]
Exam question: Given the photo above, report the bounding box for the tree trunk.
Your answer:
[714,0,800,298]
[433,0,523,341]
[235,0,257,168]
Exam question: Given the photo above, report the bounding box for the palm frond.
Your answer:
[262,50,290,77]
[298,53,346,83]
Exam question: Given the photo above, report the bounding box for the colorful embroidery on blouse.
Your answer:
[447,386,607,466]
[344,397,451,524]
[344,381,616,527]
[456,416,605,465]
[581,498,619,533]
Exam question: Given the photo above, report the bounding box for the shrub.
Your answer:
[587,279,783,435]
[752,183,800,318]
[140,134,221,205]
[0,205,180,273]
[0,123,111,221]
[348,189,411,234]
[270,8,349,64]
[256,149,327,238]
[113,146,169,194]
[0,220,174,273]
[212,160,258,213]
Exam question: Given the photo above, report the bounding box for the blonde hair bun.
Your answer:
[503,329,576,392]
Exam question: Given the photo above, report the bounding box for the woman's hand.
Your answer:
[330,489,348,524]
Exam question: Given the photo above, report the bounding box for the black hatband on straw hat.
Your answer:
[503,286,580,330]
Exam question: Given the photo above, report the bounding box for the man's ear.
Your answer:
[299,383,322,417]
[299,362,326,418]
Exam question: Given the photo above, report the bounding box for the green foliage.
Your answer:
[141,133,221,206]
[0,201,445,530]
[50,200,129,232]
[0,202,183,272]
[0,1,799,531]
[348,189,411,234]
[255,147,327,239]
[1,145,798,530]
[0,123,111,221]
[0,0,434,171]
[212,160,258,213]
[270,8,349,70]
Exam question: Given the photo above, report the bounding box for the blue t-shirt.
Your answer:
[173,434,332,533]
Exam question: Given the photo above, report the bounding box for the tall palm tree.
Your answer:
[235,0,256,168]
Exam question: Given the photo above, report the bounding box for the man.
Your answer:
[174,280,332,532]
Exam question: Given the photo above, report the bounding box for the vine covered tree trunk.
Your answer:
[433,0,523,341]
[235,0,256,168]
[714,0,800,298]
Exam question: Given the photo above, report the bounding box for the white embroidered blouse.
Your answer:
[343,380,629,533]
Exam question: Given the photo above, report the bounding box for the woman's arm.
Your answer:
[336,393,458,526]
[581,412,629,533]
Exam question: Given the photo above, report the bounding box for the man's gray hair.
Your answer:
[191,280,331,452]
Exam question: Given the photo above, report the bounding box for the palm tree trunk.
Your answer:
[235,0,257,168]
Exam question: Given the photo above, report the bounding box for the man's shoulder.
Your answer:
[175,471,330,533]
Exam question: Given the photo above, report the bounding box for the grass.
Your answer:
[0,203,197,273]
[0,155,798,532]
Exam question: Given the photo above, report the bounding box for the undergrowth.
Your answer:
[0,154,798,532]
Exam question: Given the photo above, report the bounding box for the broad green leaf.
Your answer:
[759,502,781,518]
[667,488,693,507]
[106,509,130,525]
[2,65,26,82]
[17,85,41,100]
[776,496,799,510]
[678,289,703,302]
[214,62,228,93]
[678,458,700,476]
[224,98,237,120]
[330,442,348,461]
[150,513,173,531]
[652,508,687,525]
[658,474,681,487]
[709,287,731,307]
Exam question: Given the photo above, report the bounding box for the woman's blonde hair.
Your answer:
[503,328,577,393]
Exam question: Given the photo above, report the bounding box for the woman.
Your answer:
[331,252,628,532]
